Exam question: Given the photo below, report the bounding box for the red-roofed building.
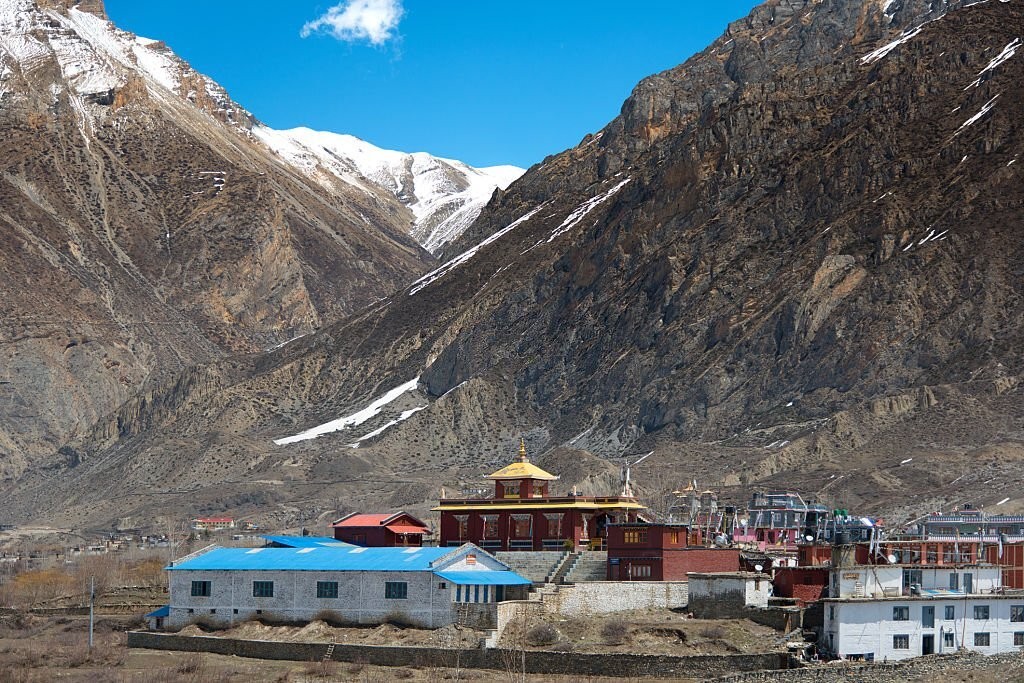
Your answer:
[331,511,431,547]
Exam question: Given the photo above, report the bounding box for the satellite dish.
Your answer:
[887,554,898,565]
[754,564,764,572]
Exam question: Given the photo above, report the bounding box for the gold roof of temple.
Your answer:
[485,438,559,481]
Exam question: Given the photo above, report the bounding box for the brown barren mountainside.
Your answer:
[4,0,1024,530]
[0,0,446,477]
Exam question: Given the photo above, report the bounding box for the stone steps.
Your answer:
[493,551,565,583]
[564,551,608,583]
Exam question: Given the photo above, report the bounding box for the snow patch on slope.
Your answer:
[954,94,999,136]
[349,405,427,446]
[408,205,544,295]
[274,377,421,445]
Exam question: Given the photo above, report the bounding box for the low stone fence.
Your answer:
[128,631,793,678]
[489,581,690,647]
[710,651,1021,682]
[552,581,689,616]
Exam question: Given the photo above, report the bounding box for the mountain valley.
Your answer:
[1,0,1023,534]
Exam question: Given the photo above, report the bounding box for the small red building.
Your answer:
[772,567,829,605]
[606,523,741,580]
[331,511,430,547]
[434,441,646,551]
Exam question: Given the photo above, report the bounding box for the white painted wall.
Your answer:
[167,568,455,630]
[833,565,1001,599]
[689,573,771,610]
[823,596,1024,661]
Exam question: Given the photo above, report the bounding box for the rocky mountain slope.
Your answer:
[4,0,1023,531]
[0,0,518,480]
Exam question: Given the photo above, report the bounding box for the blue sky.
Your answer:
[104,1,760,169]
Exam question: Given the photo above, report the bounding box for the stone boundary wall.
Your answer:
[490,582,689,647]
[1,605,159,616]
[551,581,690,616]
[128,631,791,678]
[710,651,1016,683]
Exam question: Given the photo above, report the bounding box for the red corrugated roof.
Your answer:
[195,517,233,523]
[385,524,428,535]
[332,512,429,529]
[334,514,393,527]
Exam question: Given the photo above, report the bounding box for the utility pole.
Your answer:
[88,575,95,649]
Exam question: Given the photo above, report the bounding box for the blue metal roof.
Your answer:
[435,570,532,586]
[145,605,170,618]
[169,545,453,572]
[261,535,353,548]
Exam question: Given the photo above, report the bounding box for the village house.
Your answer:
[191,517,235,532]
[821,541,1024,660]
[604,522,741,580]
[331,511,431,547]
[732,492,831,550]
[433,440,646,551]
[687,571,772,618]
[163,541,530,631]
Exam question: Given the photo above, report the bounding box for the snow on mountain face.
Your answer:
[0,0,254,128]
[0,0,520,254]
[254,126,523,254]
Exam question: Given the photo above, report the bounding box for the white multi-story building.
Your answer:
[822,561,1024,660]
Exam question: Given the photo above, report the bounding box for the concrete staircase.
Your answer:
[563,551,608,583]
[493,551,565,584]
[550,551,580,584]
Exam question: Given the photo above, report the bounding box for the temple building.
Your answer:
[433,440,647,551]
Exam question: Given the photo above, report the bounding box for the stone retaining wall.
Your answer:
[711,651,1018,682]
[128,631,791,678]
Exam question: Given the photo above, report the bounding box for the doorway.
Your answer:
[922,634,935,655]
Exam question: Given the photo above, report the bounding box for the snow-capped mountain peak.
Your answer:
[253,126,523,253]
[0,0,521,253]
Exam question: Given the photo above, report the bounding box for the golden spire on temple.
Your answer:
[518,437,528,462]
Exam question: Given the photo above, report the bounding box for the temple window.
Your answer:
[454,515,468,540]
[623,528,648,544]
[544,513,563,537]
[482,515,499,539]
[511,514,532,538]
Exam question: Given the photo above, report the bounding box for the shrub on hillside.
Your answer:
[600,619,630,645]
[525,622,559,646]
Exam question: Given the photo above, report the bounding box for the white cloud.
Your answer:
[301,0,404,45]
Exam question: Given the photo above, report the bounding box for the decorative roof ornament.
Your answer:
[518,437,528,463]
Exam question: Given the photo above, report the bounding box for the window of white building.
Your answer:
[316,581,338,599]
[944,632,955,648]
[1011,605,1024,623]
[893,606,910,621]
[974,605,990,620]
[252,581,274,598]
[893,634,910,649]
[945,605,955,620]
[384,581,407,599]
[975,632,990,647]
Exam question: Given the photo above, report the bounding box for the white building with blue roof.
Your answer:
[164,541,530,630]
